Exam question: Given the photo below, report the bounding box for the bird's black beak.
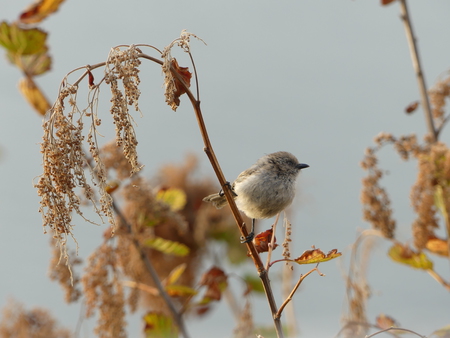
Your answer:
[297,163,309,170]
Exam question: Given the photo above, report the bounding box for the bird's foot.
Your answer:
[240,232,254,244]
[219,181,231,196]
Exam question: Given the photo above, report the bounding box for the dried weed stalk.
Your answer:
[35,31,204,268]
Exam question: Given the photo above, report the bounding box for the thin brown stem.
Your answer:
[265,213,281,271]
[399,0,437,142]
[276,266,322,319]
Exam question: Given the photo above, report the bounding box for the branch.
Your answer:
[275,266,323,319]
[158,52,285,337]
[399,0,437,142]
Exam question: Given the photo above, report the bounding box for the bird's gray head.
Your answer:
[261,151,309,175]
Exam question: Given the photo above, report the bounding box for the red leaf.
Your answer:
[88,70,95,88]
[252,228,278,254]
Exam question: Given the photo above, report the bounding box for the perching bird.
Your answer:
[203,151,309,243]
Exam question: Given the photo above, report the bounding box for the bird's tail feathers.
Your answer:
[202,193,229,209]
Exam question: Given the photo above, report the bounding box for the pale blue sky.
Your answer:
[1,1,450,337]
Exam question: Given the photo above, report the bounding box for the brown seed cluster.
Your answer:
[282,217,293,268]
[104,45,142,175]
[36,84,97,245]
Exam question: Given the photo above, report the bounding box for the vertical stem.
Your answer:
[399,0,437,142]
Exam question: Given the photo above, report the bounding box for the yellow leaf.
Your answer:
[294,248,342,265]
[156,187,187,211]
[18,77,51,115]
[165,263,187,286]
[165,285,197,297]
[388,243,433,270]
[0,22,47,55]
[144,237,190,257]
[19,0,66,24]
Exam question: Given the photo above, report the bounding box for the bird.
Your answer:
[203,151,309,243]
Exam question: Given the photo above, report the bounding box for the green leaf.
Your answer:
[388,243,433,270]
[144,237,190,257]
[143,312,178,338]
[0,22,47,55]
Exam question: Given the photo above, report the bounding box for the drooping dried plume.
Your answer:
[35,31,204,266]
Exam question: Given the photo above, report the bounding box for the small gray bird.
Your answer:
[203,151,309,243]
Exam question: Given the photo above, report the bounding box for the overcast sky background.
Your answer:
[1,0,450,337]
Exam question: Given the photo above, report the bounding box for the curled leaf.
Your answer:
[252,228,278,254]
[19,0,66,24]
[144,237,190,257]
[294,248,342,265]
[18,77,51,115]
[388,243,433,270]
[165,58,192,111]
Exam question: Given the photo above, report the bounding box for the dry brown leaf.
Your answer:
[171,58,192,108]
[199,266,227,301]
